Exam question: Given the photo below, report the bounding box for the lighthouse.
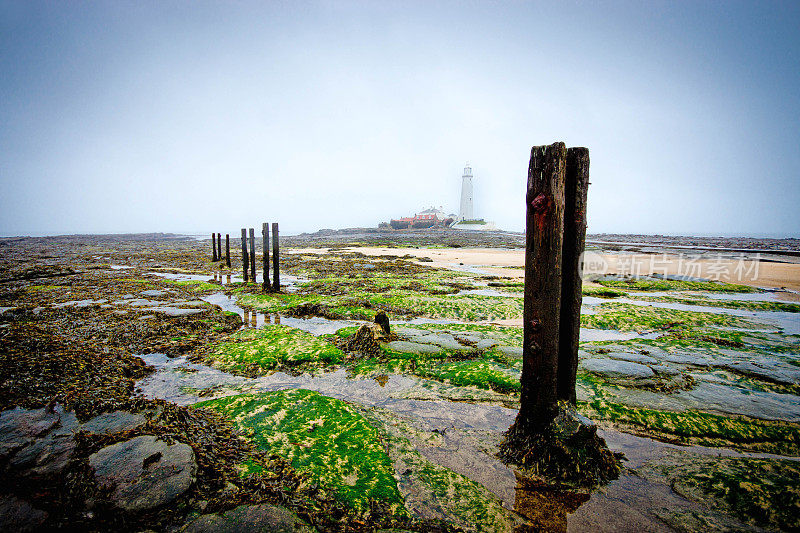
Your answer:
[459,163,474,221]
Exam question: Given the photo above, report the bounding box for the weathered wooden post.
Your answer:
[517,142,566,430]
[249,228,256,283]
[262,223,271,292]
[225,234,231,268]
[241,228,249,282]
[211,233,218,262]
[217,232,222,264]
[558,148,590,404]
[272,222,280,292]
[500,142,618,487]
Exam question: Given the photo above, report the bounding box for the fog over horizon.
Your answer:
[2,1,799,239]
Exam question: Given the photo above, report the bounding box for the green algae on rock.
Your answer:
[580,302,765,333]
[597,278,758,293]
[581,286,627,298]
[416,357,521,394]
[639,293,800,313]
[640,453,800,532]
[577,392,800,455]
[360,408,525,532]
[200,324,344,375]
[194,390,405,514]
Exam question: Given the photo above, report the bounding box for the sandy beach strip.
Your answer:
[288,246,800,298]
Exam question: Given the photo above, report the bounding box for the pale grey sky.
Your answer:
[1,1,798,237]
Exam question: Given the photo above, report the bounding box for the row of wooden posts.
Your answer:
[210,223,280,292]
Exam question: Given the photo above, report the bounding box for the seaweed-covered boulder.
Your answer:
[499,403,620,488]
[181,503,314,533]
[89,435,196,512]
[341,323,388,356]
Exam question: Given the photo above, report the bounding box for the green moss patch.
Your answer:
[195,390,405,514]
[171,279,221,292]
[580,302,764,333]
[202,324,344,375]
[361,409,523,532]
[399,323,524,346]
[640,294,800,313]
[647,455,800,532]
[582,287,627,298]
[577,391,800,455]
[417,358,521,394]
[374,293,523,321]
[598,278,757,293]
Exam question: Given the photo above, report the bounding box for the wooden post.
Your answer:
[558,148,590,405]
[225,234,231,268]
[217,232,222,264]
[272,222,280,292]
[262,223,271,292]
[515,142,567,432]
[249,228,256,283]
[241,228,249,282]
[211,233,217,262]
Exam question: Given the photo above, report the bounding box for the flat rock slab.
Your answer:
[581,359,655,379]
[650,364,681,376]
[720,361,800,385]
[394,327,424,337]
[415,333,465,351]
[453,333,482,344]
[495,345,523,358]
[476,339,499,350]
[607,351,658,365]
[82,411,148,435]
[90,435,197,512]
[52,299,107,308]
[385,341,442,355]
[181,503,313,533]
[661,352,712,367]
[1,406,79,479]
[0,495,48,532]
[145,306,205,317]
[140,290,169,297]
[0,407,61,458]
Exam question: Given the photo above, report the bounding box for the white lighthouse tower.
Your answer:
[458,163,474,221]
